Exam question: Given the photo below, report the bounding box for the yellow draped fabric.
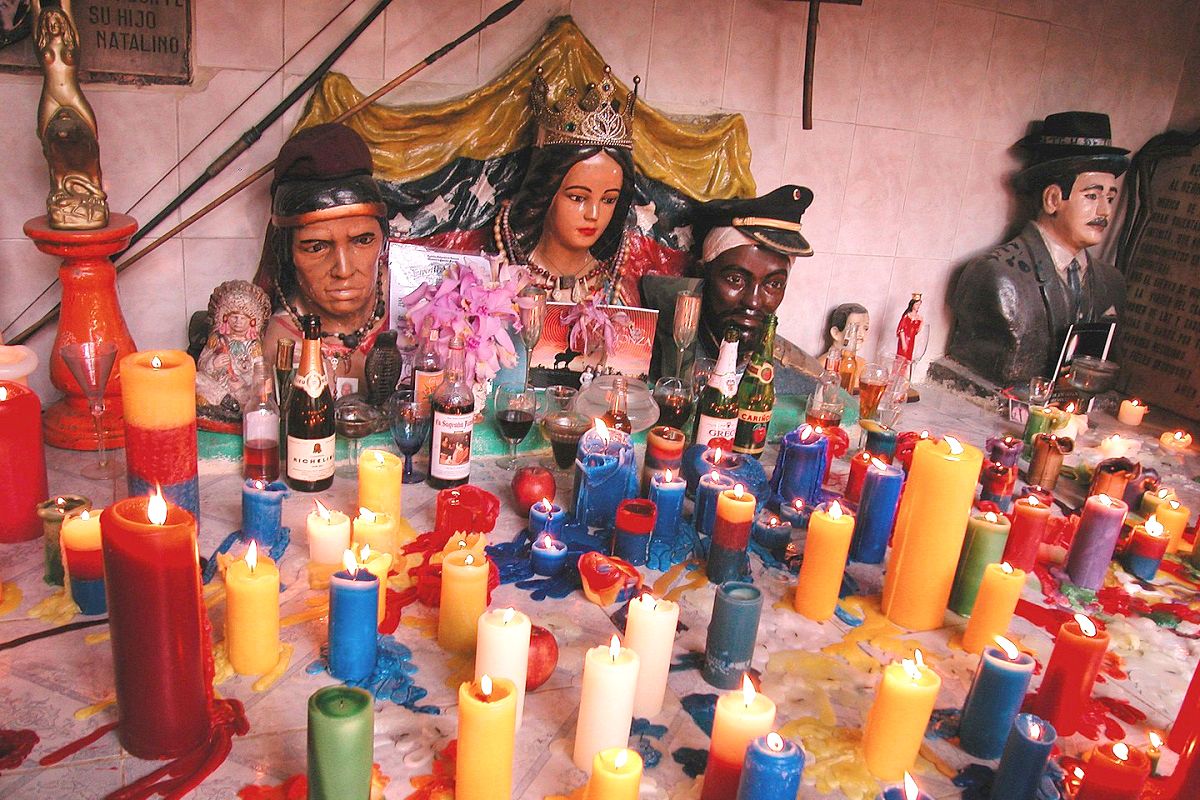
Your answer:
[296,16,756,202]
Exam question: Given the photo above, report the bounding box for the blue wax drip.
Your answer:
[200,527,291,586]
[633,737,663,769]
[928,707,962,740]
[670,652,706,673]
[681,692,718,736]
[307,635,439,714]
[648,519,701,571]
[834,603,865,627]
[673,747,710,778]
[747,537,788,571]
[630,718,669,770]
[953,763,995,800]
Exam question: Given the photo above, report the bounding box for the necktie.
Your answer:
[1066,258,1082,320]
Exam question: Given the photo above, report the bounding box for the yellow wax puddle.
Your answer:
[778,717,878,800]
[764,651,845,726]
[395,516,417,545]
[307,561,336,590]
[543,788,584,800]
[918,741,958,779]
[28,588,78,626]
[652,560,708,603]
[252,643,294,692]
[0,582,22,617]
[401,613,437,638]
[211,642,235,686]
[947,629,1029,657]
[441,653,474,691]
[281,603,328,628]
[391,553,426,591]
[75,695,115,720]
[821,595,927,673]
[84,629,110,645]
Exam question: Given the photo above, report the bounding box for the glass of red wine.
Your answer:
[493,382,537,470]
[386,390,432,484]
[653,376,695,431]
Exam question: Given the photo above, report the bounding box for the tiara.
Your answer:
[531,65,639,150]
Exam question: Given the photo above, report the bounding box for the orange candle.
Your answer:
[793,501,854,621]
[863,649,941,780]
[1157,499,1191,554]
[1076,741,1151,800]
[585,748,643,799]
[455,674,517,800]
[438,550,488,654]
[700,676,777,800]
[961,562,1026,654]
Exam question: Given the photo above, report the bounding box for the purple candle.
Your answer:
[1065,493,1128,590]
[987,435,1024,468]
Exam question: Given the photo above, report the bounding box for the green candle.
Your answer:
[949,510,1012,617]
[307,686,374,800]
[36,494,90,586]
[1022,405,1066,458]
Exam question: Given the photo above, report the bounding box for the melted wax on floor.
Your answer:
[307,635,438,713]
[0,728,39,772]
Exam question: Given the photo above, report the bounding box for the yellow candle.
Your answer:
[438,550,488,654]
[793,501,855,621]
[574,635,641,771]
[120,350,196,429]
[1157,499,1191,554]
[863,650,941,781]
[1117,399,1148,426]
[455,674,517,800]
[60,507,102,555]
[356,544,393,624]
[624,593,680,718]
[1160,430,1193,454]
[357,448,402,524]
[439,531,489,561]
[306,500,351,565]
[585,748,643,800]
[962,562,1026,654]
[225,541,280,675]
[351,507,398,558]
[700,676,777,800]
[882,436,984,630]
[475,607,531,729]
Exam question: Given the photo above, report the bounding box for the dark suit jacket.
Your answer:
[949,222,1124,385]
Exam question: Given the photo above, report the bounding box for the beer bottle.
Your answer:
[733,314,777,457]
[693,328,740,446]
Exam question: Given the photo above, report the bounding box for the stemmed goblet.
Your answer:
[673,290,701,379]
[59,340,121,479]
[333,395,380,478]
[652,376,695,430]
[518,286,547,386]
[386,390,432,484]
[493,382,537,470]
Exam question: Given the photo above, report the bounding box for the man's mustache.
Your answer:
[1088,218,1109,228]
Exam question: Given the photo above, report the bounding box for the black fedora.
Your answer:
[1015,111,1130,189]
[696,184,815,257]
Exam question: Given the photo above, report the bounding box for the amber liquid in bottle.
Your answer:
[285,315,335,492]
[600,375,633,435]
[428,336,475,489]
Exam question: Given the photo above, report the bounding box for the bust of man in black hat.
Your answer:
[948,111,1129,385]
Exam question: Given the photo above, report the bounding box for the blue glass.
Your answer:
[991,713,1056,800]
[387,390,432,484]
[736,734,804,799]
[702,582,763,689]
[848,460,904,564]
[959,647,1036,759]
[328,569,379,681]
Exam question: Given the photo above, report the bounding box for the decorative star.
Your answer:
[423,193,455,226]
[670,224,693,251]
[634,200,658,233]
[389,211,413,237]
[468,169,497,207]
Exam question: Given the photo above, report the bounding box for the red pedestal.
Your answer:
[24,213,138,450]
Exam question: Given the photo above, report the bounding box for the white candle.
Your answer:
[624,593,680,718]
[1057,404,1088,442]
[573,635,640,772]
[1117,399,1148,426]
[475,607,532,729]
[306,500,351,565]
[1160,430,1193,454]
[1098,434,1134,460]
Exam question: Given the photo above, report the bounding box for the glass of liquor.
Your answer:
[691,356,717,398]
[59,339,122,479]
[805,395,844,430]
[333,395,381,478]
[857,362,890,421]
[653,376,695,430]
[243,361,280,482]
[386,389,432,484]
[672,290,701,379]
[395,318,419,389]
[541,411,592,472]
[493,382,537,470]
[543,384,577,414]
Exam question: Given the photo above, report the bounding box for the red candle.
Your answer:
[434,485,499,537]
[1032,614,1109,736]
[1001,494,1052,572]
[100,489,211,759]
[0,381,48,542]
[1169,660,1200,751]
[1076,741,1150,800]
[845,450,872,504]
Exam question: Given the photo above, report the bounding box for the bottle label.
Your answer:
[696,414,737,446]
[294,370,328,399]
[733,409,773,454]
[286,434,335,481]
[745,361,774,384]
[415,369,443,413]
[430,411,473,480]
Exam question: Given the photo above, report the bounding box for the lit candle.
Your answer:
[845,450,873,503]
[877,773,934,800]
[848,457,904,564]
[1056,402,1088,442]
[438,550,488,654]
[356,543,392,624]
[863,649,941,781]
[703,582,764,689]
[36,494,90,586]
[778,496,807,529]
[1032,613,1109,736]
[573,419,639,529]
[700,675,777,800]
[708,484,756,583]
[434,485,499,537]
[695,470,736,536]
[307,500,352,565]
[882,436,984,631]
[624,593,680,718]
[328,549,379,681]
[307,686,374,800]
[530,533,568,576]
[1026,433,1070,490]
[528,497,564,539]
[642,424,686,495]
[648,468,687,544]
[357,448,403,524]
[948,510,1013,617]
[1089,457,1137,500]
[793,500,855,621]
[0,382,48,543]
[225,541,281,676]
[1076,741,1151,800]
[612,498,657,566]
[1148,731,1164,774]
[573,635,641,771]
[1022,405,1067,457]
[979,460,1018,512]
[586,747,643,799]
[1159,429,1192,454]
[992,713,1056,800]
[988,435,1024,468]
[769,425,828,507]
[961,562,1025,654]
[1121,516,1168,582]
[1001,494,1052,573]
[1157,499,1192,554]
[861,419,899,462]
[456,674,517,799]
[1065,494,1128,590]
[1117,398,1148,426]
[1099,434,1134,460]
[475,607,531,729]
[735,731,804,800]
[240,478,288,549]
[60,508,106,615]
[1138,486,1176,518]
[751,510,790,551]
[351,506,399,559]
[959,636,1036,759]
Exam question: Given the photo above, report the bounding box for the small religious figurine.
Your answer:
[195,280,271,420]
[949,112,1128,385]
[32,0,108,230]
[895,293,923,362]
[819,302,870,367]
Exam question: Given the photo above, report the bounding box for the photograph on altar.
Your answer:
[528,302,656,389]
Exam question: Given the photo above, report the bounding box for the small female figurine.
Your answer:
[196,280,271,418]
[896,292,924,362]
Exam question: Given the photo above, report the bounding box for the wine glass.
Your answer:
[672,291,701,378]
[541,411,592,472]
[652,376,695,430]
[493,382,537,470]
[60,340,121,479]
[386,390,431,484]
[333,395,380,478]
[519,286,547,385]
[858,363,890,421]
[691,356,717,397]
[1028,375,1052,406]
[543,384,577,414]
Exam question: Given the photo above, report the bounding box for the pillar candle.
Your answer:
[769,425,828,507]
[703,582,763,689]
[642,425,686,495]
[100,490,211,759]
[0,344,37,385]
[1033,614,1109,736]
[574,421,638,529]
[529,498,565,538]
[307,686,374,800]
[328,552,379,681]
[980,462,1018,511]
[441,531,488,560]
[307,500,352,565]
[882,436,984,631]
[1159,430,1192,454]
[1056,403,1088,443]
[861,420,898,461]
[1157,499,1191,554]
[849,458,904,564]
[1168,659,1200,751]
[1098,434,1135,461]
[793,501,855,622]
[1066,494,1128,590]
[700,677,777,800]
[751,511,790,551]
[992,714,1057,800]
[438,549,488,654]
[60,507,106,615]
[1122,516,1168,582]
[37,494,90,586]
[1001,495,1052,573]
[694,471,735,536]
[845,450,873,504]
[357,544,393,624]
[1026,433,1070,490]
[1076,742,1151,800]
[120,351,200,522]
[648,469,686,544]
[612,498,656,566]
[456,675,517,799]
[1089,458,1137,500]
[0,382,48,543]
[624,593,680,718]
[735,732,804,800]
[959,638,1036,759]
[241,478,288,548]
[475,607,531,729]
[708,485,756,584]
[1022,405,1066,457]
[225,541,281,676]
[949,510,1012,617]
[988,435,1024,468]
[358,448,403,523]
[779,497,806,529]
[586,748,643,800]
[1139,487,1176,518]
[531,534,568,576]
[863,650,941,781]
[1117,399,1148,426]
[573,635,641,771]
[352,507,399,559]
[962,562,1025,654]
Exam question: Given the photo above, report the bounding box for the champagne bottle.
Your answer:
[601,375,633,435]
[838,321,862,393]
[413,326,443,415]
[285,315,335,492]
[733,314,777,457]
[428,336,475,489]
[693,328,740,447]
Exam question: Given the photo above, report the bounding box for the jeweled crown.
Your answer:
[531,66,639,150]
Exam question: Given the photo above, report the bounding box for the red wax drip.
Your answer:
[1027,693,1146,742]
[237,775,307,800]
[397,529,500,610]
[1015,598,1075,634]
[0,728,39,771]
[38,721,117,766]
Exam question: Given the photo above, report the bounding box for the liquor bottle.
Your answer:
[428,336,475,489]
[838,321,862,393]
[693,328,740,447]
[733,314,777,457]
[243,360,280,482]
[600,375,633,435]
[413,326,443,415]
[285,315,335,492]
[806,354,844,429]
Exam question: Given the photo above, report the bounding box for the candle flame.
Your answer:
[1131,399,1142,407]
[1169,500,1182,511]
[464,553,476,566]
[358,507,377,523]
[734,483,745,499]
[870,457,888,470]
[1029,719,1042,739]
[1065,402,1077,413]
[246,540,258,572]
[985,511,998,523]
[503,607,515,625]
[1113,742,1130,761]
[767,515,781,527]
[792,498,804,512]
[904,772,920,800]
[1027,495,1041,507]
[1157,488,1172,500]
[1075,613,1097,637]
[1145,516,1165,537]
[1074,767,1085,780]
[640,592,657,610]
[314,499,331,520]
[80,509,91,521]
[995,635,1019,660]
[1097,493,1113,507]
[253,479,265,490]
[767,732,784,752]
[374,449,385,464]
[540,534,554,548]
[614,749,629,769]
[902,658,922,681]
[799,423,813,439]
[1001,561,1014,574]
[360,543,372,561]
[147,486,167,525]
[0,387,6,401]
[595,418,610,442]
[742,674,756,706]
[480,674,492,697]
[944,435,963,455]
[708,470,721,482]
[609,634,620,661]
[343,549,358,575]
[664,468,674,482]
[914,648,925,669]
[151,355,162,369]
[1174,431,1186,442]
[828,501,843,520]
[1150,731,1163,749]
[539,497,552,513]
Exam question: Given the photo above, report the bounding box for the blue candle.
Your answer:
[751,510,790,551]
[769,425,828,507]
[612,498,657,566]
[530,534,568,576]
[528,499,564,539]
[877,775,934,799]
[242,478,289,548]
[736,732,804,800]
[648,469,686,544]
[573,423,638,529]
[861,420,898,460]
[958,639,1036,759]
[778,497,807,529]
[328,561,379,681]
[702,582,763,689]
[991,713,1057,800]
[694,471,735,536]
[71,576,107,615]
[849,458,904,564]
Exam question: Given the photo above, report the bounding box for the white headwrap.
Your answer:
[701,226,758,264]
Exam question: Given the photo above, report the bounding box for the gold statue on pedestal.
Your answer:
[32,0,108,230]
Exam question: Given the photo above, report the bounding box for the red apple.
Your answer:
[511,466,556,515]
[526,624,559,691]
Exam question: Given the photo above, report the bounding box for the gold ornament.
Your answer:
[531,65,638,150]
